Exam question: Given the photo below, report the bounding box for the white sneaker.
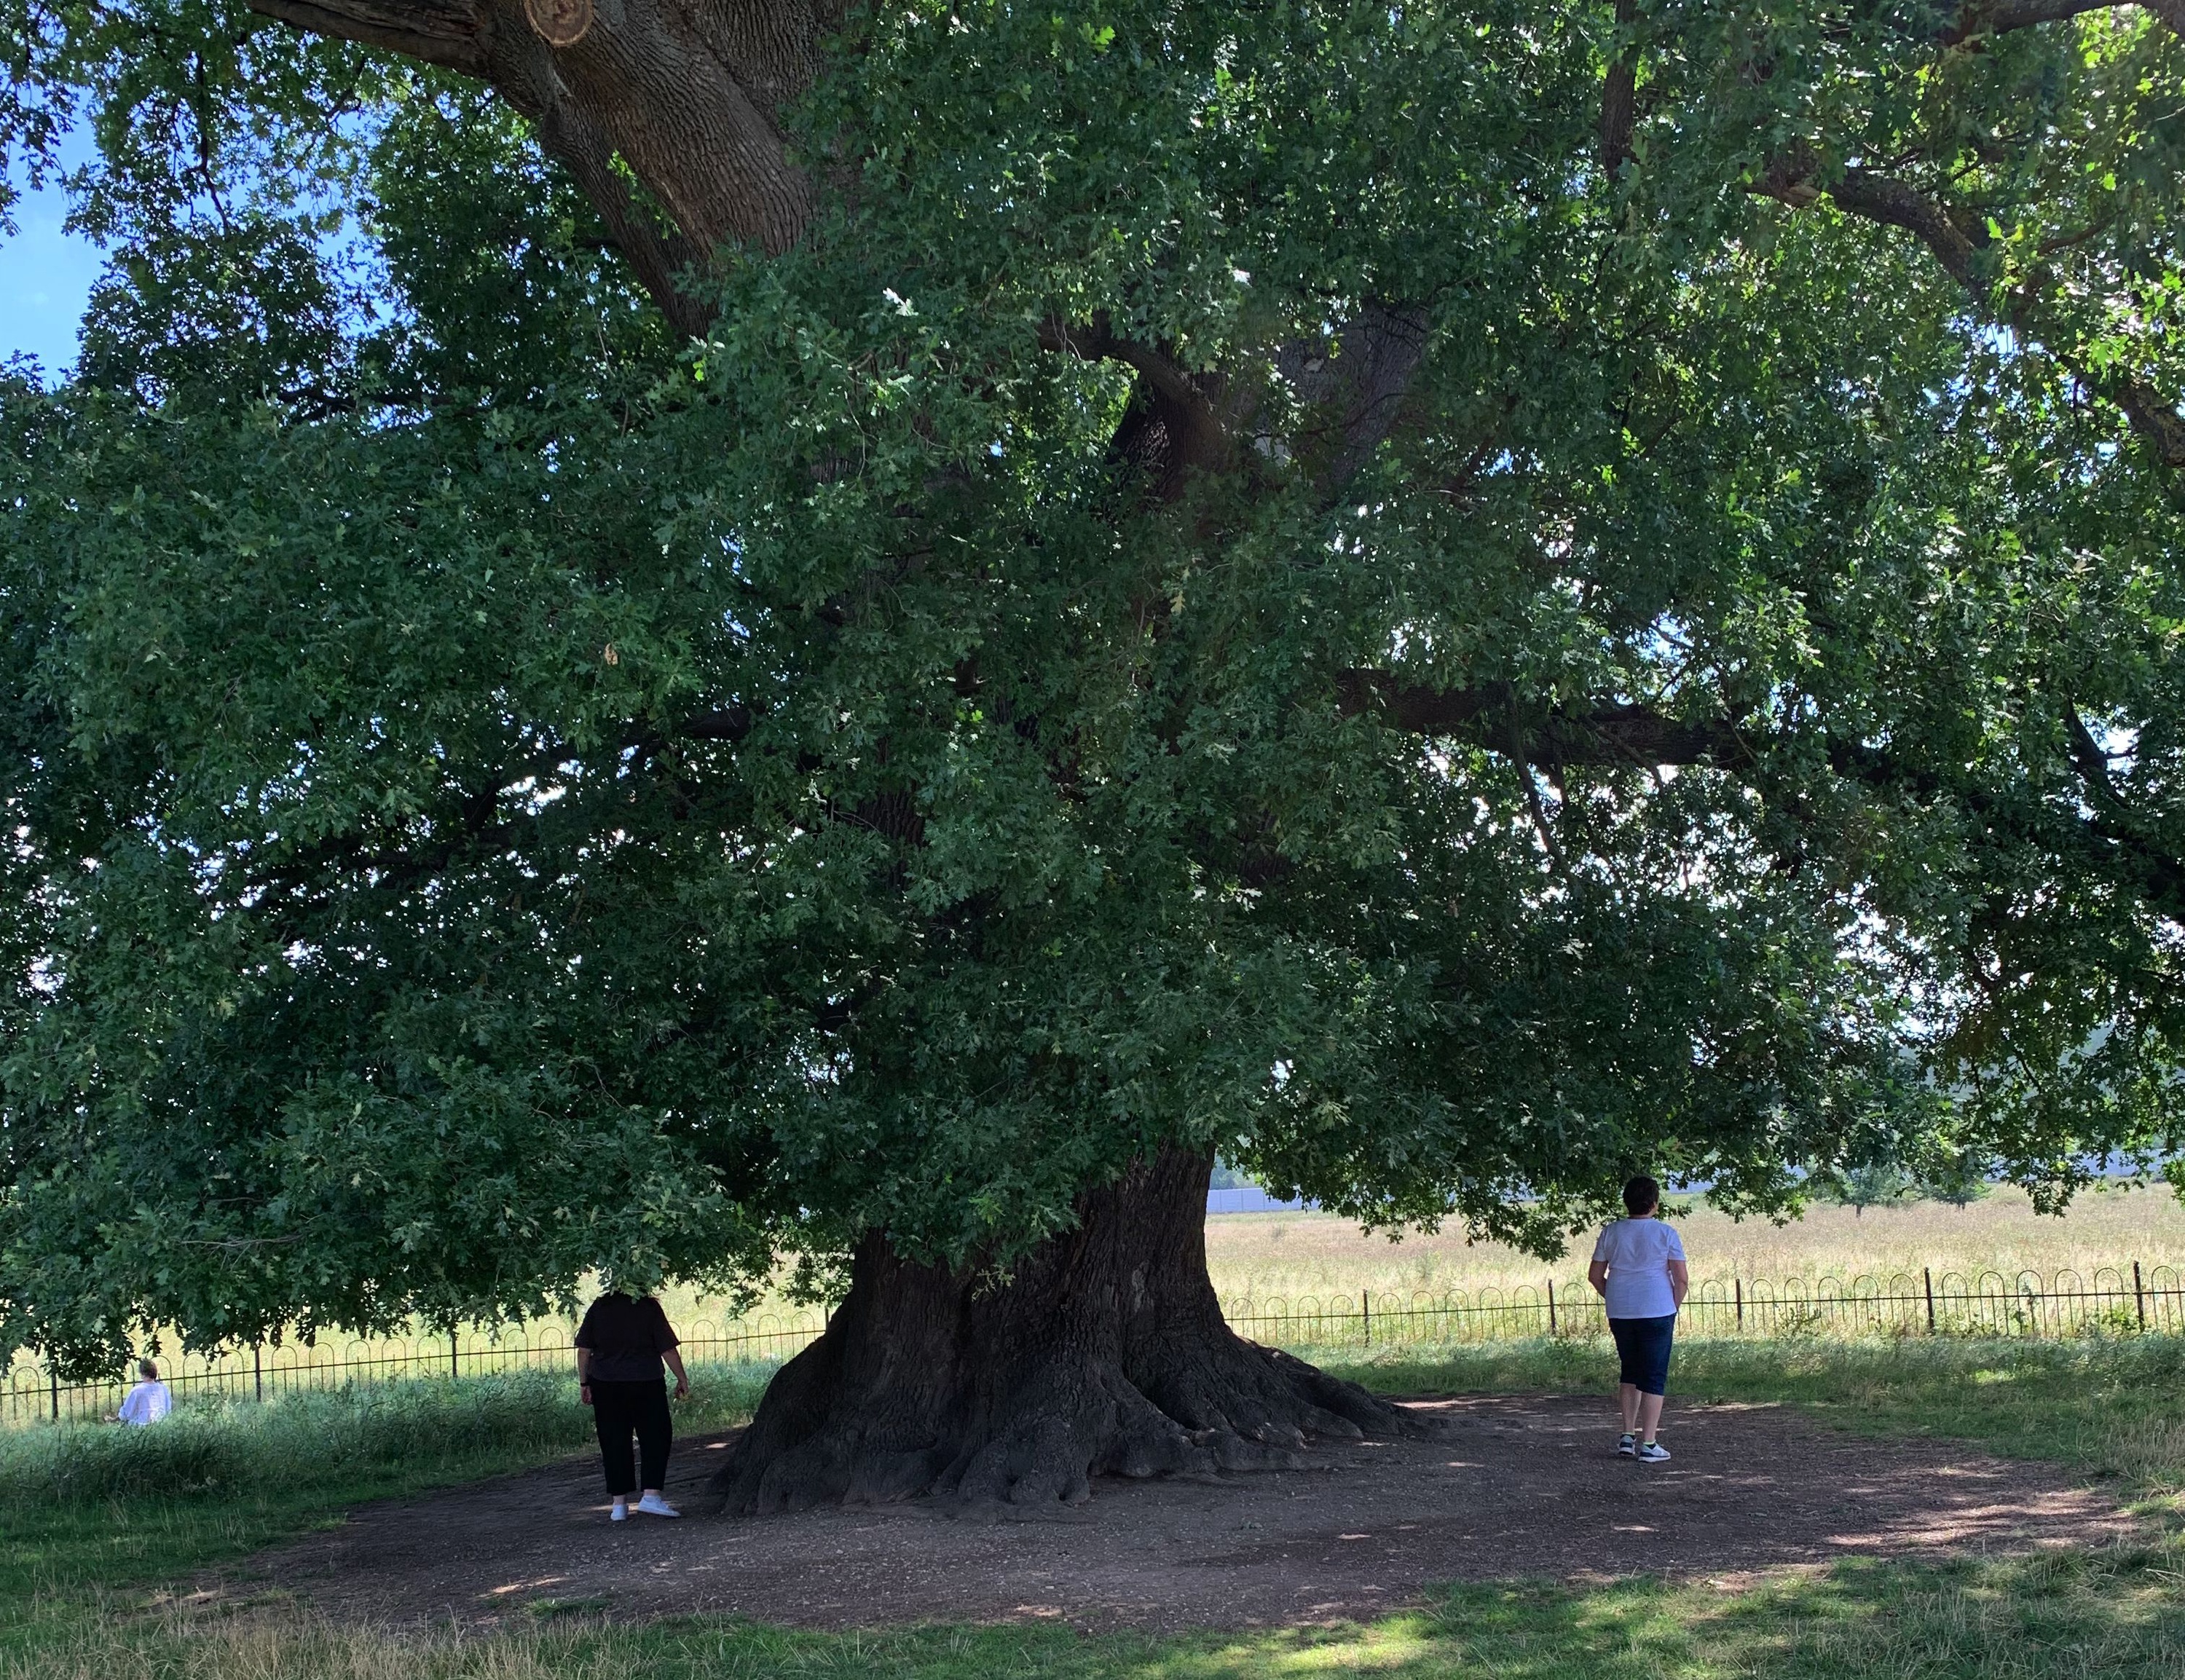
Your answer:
[1616,1434,1637,1459]
[634,1492,682,1518]
[1637,1440,1672,1463]
[610,1502,629,1522]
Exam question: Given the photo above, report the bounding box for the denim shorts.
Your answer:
[1609,1314,1677,1397]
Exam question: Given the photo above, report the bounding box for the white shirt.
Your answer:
[118,1380,173,1426]
[1591,1218,1687,1320]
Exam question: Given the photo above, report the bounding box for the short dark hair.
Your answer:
[138,1357,159,1381]
[1622,1175,1661,1216]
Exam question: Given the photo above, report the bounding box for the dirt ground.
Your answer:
[224,1396,2142,1634]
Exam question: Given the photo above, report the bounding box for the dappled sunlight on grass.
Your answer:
[11,1546,2185,1679]
[22,1550,2185,1680]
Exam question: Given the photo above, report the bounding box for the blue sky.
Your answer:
[2,138,104,378]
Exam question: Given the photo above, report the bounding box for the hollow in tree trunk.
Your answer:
[709,1145,1426,1515]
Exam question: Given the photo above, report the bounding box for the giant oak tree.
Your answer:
[3,0,2184,1510]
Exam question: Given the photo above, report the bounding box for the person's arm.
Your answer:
[576,1345,593,1407]
[648,1300,690,1399]
[1667,1256,1690,1309]
[1587,1259,1610,1298]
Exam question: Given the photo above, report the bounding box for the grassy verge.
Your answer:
[8,1337,2185,1678]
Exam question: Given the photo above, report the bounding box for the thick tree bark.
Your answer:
[246,0,828,328]
[709,1145,1425,1515]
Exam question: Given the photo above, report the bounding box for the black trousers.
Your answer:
[591,1377,672,1495]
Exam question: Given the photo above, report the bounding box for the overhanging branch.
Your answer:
[1334,671,1752,768]
[1941,0,2185,44]
[247,0,817,334]
[246,0,490,73]
[1755,161,2185,469]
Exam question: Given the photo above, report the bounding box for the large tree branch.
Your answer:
[483,26,714,334]
[1275,302,1432,497]
[1755,159,2185,468]
[2060,702,2185,918]
[1333,671,1752,768]
[1339,672,2185,928]
[1941,0,2185,44]
[1831,733,2185,928]
[1044,301,1432,501]
[1599,0,1637,178]
[247,0,491,72]
[1823,167,1986,285]
[1041,315,1235,494]
[247,0,822,332]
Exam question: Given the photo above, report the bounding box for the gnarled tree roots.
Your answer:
[708,1148,1427,1515]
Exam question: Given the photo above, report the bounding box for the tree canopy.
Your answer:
[3,0,2183,1373]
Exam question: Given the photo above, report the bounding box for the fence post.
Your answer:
[1924,1267,1936,1335]
[1361,1291,1371,1346]
[50,1365,59,1423]
[2135,1261,2146,1331]
[450,1330,460,1381]
[254,1342,264,1404]
[1735,1278,1743,1331]
[1546,1279,1558,1336]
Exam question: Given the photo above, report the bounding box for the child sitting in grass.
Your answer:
[117,1358,173,1427]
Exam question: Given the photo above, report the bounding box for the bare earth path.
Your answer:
[226,1396,2141,1633]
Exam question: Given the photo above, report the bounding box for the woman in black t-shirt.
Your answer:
[574,1292,690,1521]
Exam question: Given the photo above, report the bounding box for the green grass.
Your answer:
[7,1337,2185,1678]
[15,1552,2185,1679]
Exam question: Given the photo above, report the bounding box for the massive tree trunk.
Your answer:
[709,1146,1425,1514]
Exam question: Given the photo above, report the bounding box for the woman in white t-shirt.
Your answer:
[117,1358,173,1427]
[1586,1176,1688,1463]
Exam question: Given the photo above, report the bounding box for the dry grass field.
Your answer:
[1200,1183,2185,1304]
[588,1181,2185,1325]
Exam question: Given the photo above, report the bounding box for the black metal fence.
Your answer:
[1219,1262,2185,1349]
[1,1312,823,1429]
[10,1262,2184,1428]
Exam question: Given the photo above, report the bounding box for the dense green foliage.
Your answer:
[1,2,2182,1368]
